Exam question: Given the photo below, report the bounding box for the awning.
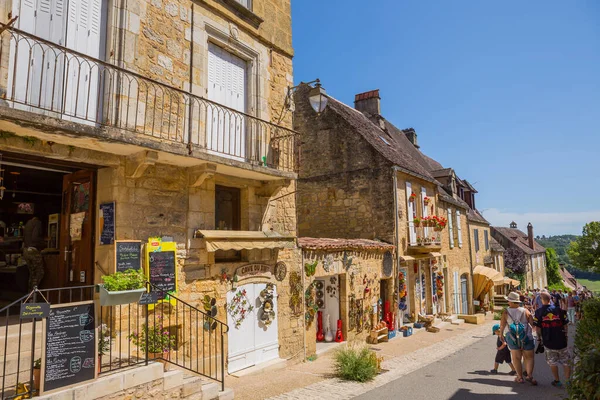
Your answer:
[195,230,295,252]
[400,255,415,261]
[502,277,521,287]
[429,252,442,257]
[473,265,503,299]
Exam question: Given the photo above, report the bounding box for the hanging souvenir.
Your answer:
[304,282,318,326]
[289,272,303,316]
[226,289,254,329]
[323,255,334,272]
[258,283,276,327]
[305,260,317,277]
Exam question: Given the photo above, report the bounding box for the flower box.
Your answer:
[98,285,146,306]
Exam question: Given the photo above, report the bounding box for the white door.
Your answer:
[406,182,416,245]
[207,43,247,160]
[227,283,278,373]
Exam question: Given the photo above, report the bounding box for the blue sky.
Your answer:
[291,1,600,236]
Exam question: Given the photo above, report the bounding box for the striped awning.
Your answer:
[195,230,295,252]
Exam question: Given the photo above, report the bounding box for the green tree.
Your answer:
[568,222,600,273]
[545,248,562,286]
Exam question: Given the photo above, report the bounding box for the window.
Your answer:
[474,228,480,252]
[215,185,241,231]
[484,230,489,251]
[379,136,391,146]
[456,210,463,248]
[235,0,251,8]
[447,207,454,248]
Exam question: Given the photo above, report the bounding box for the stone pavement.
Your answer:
[226,315,496,400]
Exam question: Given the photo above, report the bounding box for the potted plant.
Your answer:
[128,316,176,371]
[98,323,110,373]
[416,236,423,245]
[423,196,430,205]
[98,269,146,306]
[413,217,421,227]
[33,358,41,391]
[409,192,416,202]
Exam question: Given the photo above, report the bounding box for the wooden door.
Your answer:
[59,170,95,287]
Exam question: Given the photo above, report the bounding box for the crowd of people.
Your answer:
[493,286,595,389]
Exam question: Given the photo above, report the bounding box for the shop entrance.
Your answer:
[460,274,469,314]
[315,274,342,354]
[0,152,96,305]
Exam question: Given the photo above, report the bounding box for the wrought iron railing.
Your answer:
[0,22,297,172]
[407,223,442,247]
[0,284,227,399]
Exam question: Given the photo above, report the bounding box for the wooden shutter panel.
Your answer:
[447,207,454,249]
[474,229,479,252]
[456,210,462,247]
[484,230,489,251]
[406,182,416,245]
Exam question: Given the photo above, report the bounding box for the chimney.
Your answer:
[354,90,381,116]
[527,222,534,249]
[402,128,419,148]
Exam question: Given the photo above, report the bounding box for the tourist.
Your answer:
[566,292,576,324]
[499,292,537,385]
[551,289,562,308]
[23,215,45,290]
[533,292,571,387]
[490,324,516,375]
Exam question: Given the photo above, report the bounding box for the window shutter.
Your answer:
[406,182,416,245]
[474,229,479,252]
[421,187,428,237]
[456,210,462,247]
[447,207,454,248]
[484,230,489,251]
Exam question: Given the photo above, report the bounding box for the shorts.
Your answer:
[545,348,571,367]
[506,335,535,351]
[495,349,512,364]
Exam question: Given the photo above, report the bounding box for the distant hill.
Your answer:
[536,234,579,269]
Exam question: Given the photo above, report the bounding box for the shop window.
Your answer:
[215,185,241,231]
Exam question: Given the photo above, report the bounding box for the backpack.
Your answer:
[505,308,527,349]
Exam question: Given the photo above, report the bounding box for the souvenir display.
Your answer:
[289,271,303,316]
[226,289,254,329]
[258,283,276,327]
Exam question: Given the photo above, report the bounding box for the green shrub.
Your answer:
[333,345,379,382]
[569,298,600,400]
[101,269,145,291]
[493,312,502,320]
[548,282,569,292]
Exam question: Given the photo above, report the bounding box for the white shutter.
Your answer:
[207,43,247,159]
[447,207,454,248]
[456,210,463,248]
[453,271,460,314]
[9,0,37,105]
[406,182,416,245]
[421,187,429,238]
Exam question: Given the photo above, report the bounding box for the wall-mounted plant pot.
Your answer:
[98,285,146,306]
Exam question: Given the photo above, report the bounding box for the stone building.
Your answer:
[0,0,302,383]
[491,222,547,290]
[293,87,484,325]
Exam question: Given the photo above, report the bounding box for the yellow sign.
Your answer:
[145,238,178,310]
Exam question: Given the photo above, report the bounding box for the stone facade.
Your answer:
[469,222,492,268]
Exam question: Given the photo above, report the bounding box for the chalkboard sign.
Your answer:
[43,302,96,393]
[20,303,50,319]
[148,251,176,298]
[99,202,115,245]
[115,240,142,272]
[139,292,158,305]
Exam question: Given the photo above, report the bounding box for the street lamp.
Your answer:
[308,81,328,114]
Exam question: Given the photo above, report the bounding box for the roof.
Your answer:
[489,237,505,252]
[324,95,437,182]
[559,268,583,290]
[491,227,546,255]
[298,237,395,252]
[431,168,453,178]
[462,180,478,193]
[437,188,470,210]
[467,208,490,225]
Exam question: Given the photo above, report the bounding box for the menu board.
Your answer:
[99,202,115,245]
[115,241,142,272]
[43,302,96,393]
[148,251,176,297]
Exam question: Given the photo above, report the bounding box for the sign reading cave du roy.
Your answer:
[235,263,274,281]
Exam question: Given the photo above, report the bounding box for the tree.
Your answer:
[568,222,600,273]
[545,248,562,286]
[504,246,527,284]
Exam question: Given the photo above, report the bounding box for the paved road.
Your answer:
[355,326,575,400]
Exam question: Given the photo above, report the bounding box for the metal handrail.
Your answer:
[0,22,298,172]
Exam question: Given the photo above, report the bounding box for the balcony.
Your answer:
[407,223,442,253]
[0,24,296,174]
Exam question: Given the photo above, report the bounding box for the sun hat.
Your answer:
[504,292,521,303]
[492,324,500,334]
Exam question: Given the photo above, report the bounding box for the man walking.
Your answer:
[533,292,571,387]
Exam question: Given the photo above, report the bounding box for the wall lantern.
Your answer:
[308,82,328,114]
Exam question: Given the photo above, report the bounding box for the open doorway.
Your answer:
[0,152,96,306]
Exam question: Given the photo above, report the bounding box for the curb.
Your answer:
[268,321,495,400]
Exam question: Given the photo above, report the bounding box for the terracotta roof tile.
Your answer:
[298,237,394,252]
[354,90,380,102]
[491,227,546,255]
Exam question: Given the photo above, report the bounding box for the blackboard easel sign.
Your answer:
[115,240,142,272]
[145,239,178,307]
[99,202,116,245]
[41,301,97,394]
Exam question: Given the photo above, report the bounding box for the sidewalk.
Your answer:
[226,315,496,400]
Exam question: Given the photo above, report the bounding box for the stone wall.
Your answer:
[469,222,492,267]
[302,249,390,357]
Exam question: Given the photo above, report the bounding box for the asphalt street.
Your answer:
[355,325,575,400]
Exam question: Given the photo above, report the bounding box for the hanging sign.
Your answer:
[99,202,116,245]
[42,302,97,394]
[20,303,50,319]
[115,240,142,272]
[234,263,273,281]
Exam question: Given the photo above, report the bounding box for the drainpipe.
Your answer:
[392,166,400,328]
[187,2,194,153]
[301,248,307,362]
[466,216,475,314]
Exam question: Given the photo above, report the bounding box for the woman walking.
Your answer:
[566,291,576,324]
[499,292,538,385]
